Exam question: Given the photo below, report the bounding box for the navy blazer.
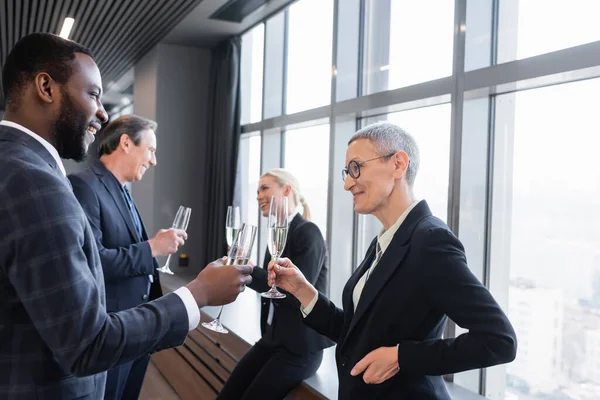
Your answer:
[249,214,334,355]
[0,125,189,400]
[304,201,517,399]
[69,160,162,312]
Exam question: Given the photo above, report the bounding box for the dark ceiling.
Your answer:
[163,0,294,48]
[0,0,204,109]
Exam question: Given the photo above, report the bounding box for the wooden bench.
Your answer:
[141,311,328,400]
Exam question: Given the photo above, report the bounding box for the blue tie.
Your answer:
[123,186,143,239]
[123,185,154,289]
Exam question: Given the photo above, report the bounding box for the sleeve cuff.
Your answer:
[300,292,319,318]
[141,241,155,275]
[173,286,200,330]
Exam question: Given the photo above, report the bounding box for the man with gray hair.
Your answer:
[69,115,184,400]
[269,121,516,398]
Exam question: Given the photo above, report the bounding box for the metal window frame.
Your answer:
[237,0,600,396]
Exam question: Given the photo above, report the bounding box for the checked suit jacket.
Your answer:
[0,124,190,399]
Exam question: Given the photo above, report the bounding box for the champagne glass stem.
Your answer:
[270,252,279,290]
[202,305,228,334]
[164,254,172,268]
[158,254,174,274]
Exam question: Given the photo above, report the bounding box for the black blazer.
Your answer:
[304,201,517,399]
[68,160,162,312]
[249,214,334,355]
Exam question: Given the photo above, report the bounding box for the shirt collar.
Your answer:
[288,208,300,223]
[377,200,421,254]
[0,120,66,176]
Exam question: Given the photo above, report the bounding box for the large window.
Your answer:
[362,0,454,94]
[237,0,600,397]
[240,24,265,125]
[283,123,330,236]
[490,79,600,399]
[498,0,600,63]
[285,0,334,114]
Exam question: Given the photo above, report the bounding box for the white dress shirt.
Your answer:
[0,120,200,330]
[302,200,421,316]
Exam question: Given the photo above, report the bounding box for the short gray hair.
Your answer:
[98,115,157,157]
[349,122,420,186]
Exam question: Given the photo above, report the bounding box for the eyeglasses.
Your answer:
[341,153,396,182]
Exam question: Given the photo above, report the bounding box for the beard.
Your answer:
[53,90,91,162]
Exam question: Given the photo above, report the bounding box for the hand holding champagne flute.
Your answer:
[202,223,257,334]
[267,257,318,308]
[186,257,254,307]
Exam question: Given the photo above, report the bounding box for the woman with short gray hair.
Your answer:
[268,122,517,399]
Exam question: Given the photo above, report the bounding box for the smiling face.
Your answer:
[53,53,107,161]
[256,175,291,217]
[122,128,157,182]
[343,138,403,215]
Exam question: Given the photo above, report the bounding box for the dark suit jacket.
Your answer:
[69,160,162,312]
[249,214,334,355]
[0,125,189,399]
[304,201,517,399]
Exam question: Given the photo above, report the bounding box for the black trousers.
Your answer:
[104,353,150,400]
[217,339,323,400]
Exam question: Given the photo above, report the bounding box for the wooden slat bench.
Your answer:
[141,310,328,399]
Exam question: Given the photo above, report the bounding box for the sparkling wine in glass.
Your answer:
[157,206,191,275]
[202,223,257,334]
[261,195,288,299]
[225,206,241,248]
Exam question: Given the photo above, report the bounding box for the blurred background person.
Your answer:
[218,169,334,400]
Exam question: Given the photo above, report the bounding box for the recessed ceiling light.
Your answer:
[59,17,75,39]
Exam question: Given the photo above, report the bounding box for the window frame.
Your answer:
[236,0,600,397]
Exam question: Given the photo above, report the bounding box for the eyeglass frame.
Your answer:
[341,152,397,182]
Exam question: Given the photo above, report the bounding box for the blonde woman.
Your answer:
[218,169,333,400]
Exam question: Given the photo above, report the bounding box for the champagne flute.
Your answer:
[202,223,258,334]
[261,195,288,299]
[157,206,191,275]
[225,206,241,248]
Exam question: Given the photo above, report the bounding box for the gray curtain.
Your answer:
[203,37,242,264]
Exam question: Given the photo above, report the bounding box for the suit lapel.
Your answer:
[136,205,160,271]
[342,239,376,315]
[0,126,64,179]
[92,161,140,242]
[283,213,301,257]
[262,247,271,270]
[138,208,149,241]
[341,201,433,348]
[342,242,411,347]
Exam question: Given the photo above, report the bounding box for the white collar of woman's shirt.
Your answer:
[376,199,422,255]
[0,120,66,176]
[288,205,303,223]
